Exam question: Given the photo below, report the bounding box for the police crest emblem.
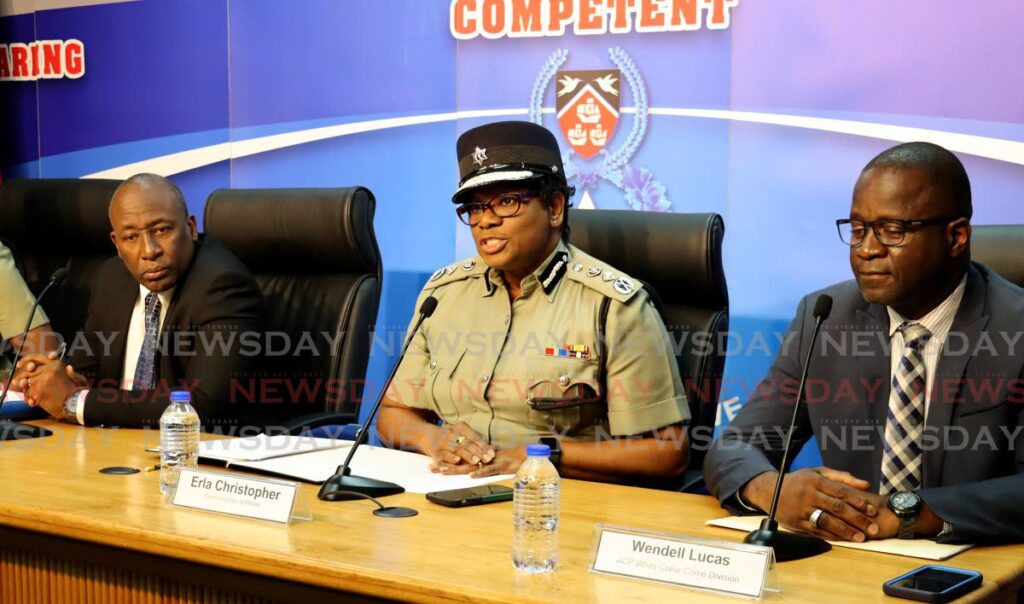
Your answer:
[530,47,671,213]
[555,69,620,160]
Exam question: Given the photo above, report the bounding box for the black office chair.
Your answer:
[971,225,1024,287]
[203,187,382,432]
[570,210,729,491]
[0,178,121,343]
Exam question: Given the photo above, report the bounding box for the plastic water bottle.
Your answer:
[159,390,200,494]
[512,443,560,573]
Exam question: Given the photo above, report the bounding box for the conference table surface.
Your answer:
[1,421,1022,603]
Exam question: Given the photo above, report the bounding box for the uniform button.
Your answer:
[429,360,437,370]
[558,374,570,386]
[481,374,490,383]
[504,314,510,325]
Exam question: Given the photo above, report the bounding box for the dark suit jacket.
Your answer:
[70,235,263,429]
[704,262,1024,543]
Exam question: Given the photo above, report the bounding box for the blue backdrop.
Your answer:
[3,0,1023,467]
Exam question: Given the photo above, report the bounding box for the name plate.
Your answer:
[172,468,299,524]
[589,525,776,599]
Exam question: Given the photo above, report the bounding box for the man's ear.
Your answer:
[187,216,198,241]
[109,231,123,259]
[948,219,971,259]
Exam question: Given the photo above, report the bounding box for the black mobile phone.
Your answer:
[425,485,514,507]
[883,565,982,603]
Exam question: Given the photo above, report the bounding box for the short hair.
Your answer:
[537,175,575,242]
[863,142,972,219]
[110,173,189,219]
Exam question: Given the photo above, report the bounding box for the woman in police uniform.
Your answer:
[1,242,58,375]
[377,121,690,485]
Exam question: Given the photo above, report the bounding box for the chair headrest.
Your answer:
[0,178,119,255]
[204,187,380,275]
[569,210,727,309]
[970,225,1024,287]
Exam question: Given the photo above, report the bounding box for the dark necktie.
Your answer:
[132,292,161,391]
[880,322,931,494]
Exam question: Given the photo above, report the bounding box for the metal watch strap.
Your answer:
[63,389,82,423]
[897,515,916,539]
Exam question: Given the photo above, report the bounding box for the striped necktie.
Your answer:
[879,322,931,494]
[132,292,161,390]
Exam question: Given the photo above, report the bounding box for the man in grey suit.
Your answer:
[705,142,1024,544]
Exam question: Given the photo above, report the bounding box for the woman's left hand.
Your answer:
[430,447,526,477]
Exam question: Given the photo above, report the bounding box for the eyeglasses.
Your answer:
[456,190,538,226]
[835,216,960,247]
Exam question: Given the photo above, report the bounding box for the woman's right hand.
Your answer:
[427,422,495,466]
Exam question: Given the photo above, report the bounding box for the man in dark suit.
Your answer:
[705,142,1024,544]
[18,173,262,429]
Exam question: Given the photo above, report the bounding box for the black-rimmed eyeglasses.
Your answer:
[836,216,961,247]
[456,191,538,226]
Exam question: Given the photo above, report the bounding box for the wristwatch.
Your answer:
[63,389,84,424]
[887,491,923,539]
[539,437,562,470]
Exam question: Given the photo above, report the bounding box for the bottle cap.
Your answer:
[526,443,551,457]
[169,390,192,403]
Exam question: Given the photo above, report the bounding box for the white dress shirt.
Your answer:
[72,285,173,424]
[885,276,967,421]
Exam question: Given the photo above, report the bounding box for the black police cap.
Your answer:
[453,121,567,203]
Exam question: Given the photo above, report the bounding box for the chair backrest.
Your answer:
[0,178,121,342]
[204,187,382,422]
[971,225,1024,287]
[569,210,729,469]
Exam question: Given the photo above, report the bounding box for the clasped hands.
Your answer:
[425,422,525,478]
[12,352,87,420]
[742,467,943,542]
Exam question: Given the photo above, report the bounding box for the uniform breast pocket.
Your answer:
[527,360,603,434]
[428,347,468,422]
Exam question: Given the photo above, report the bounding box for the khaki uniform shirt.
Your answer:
[0,243,48,343]
[391,241,689,450]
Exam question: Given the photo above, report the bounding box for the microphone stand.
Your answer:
[743,297,833,561]
[0,269,67,441]
[317,297,437,518]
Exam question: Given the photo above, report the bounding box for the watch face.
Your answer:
[891,491,921,511]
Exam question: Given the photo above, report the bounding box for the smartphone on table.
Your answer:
[425,485,513,507]
[883,565,982,603]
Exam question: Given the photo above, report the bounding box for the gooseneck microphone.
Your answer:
[318,296,438,517]
[0,267,69,441]
[743,294,833,561]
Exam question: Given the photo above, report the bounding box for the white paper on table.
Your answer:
[212,443,513,493]
[0,390,24,404]
[198,434,352,462]
[705,515,973,560]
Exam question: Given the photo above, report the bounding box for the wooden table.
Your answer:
[0,422,1021,603]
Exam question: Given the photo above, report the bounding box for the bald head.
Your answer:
[862,142,972,220]
[109,173,188,222]
[109,173,198,292]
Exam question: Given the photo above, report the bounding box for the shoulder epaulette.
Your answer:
[424,256,488,290]
[563,246,643,303]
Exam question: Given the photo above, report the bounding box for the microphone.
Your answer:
[317,296,438,517]
[743,294,833,561]
[0,267,69,441]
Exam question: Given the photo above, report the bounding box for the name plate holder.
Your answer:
[589,524,779,599]
[171,468,312,525]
